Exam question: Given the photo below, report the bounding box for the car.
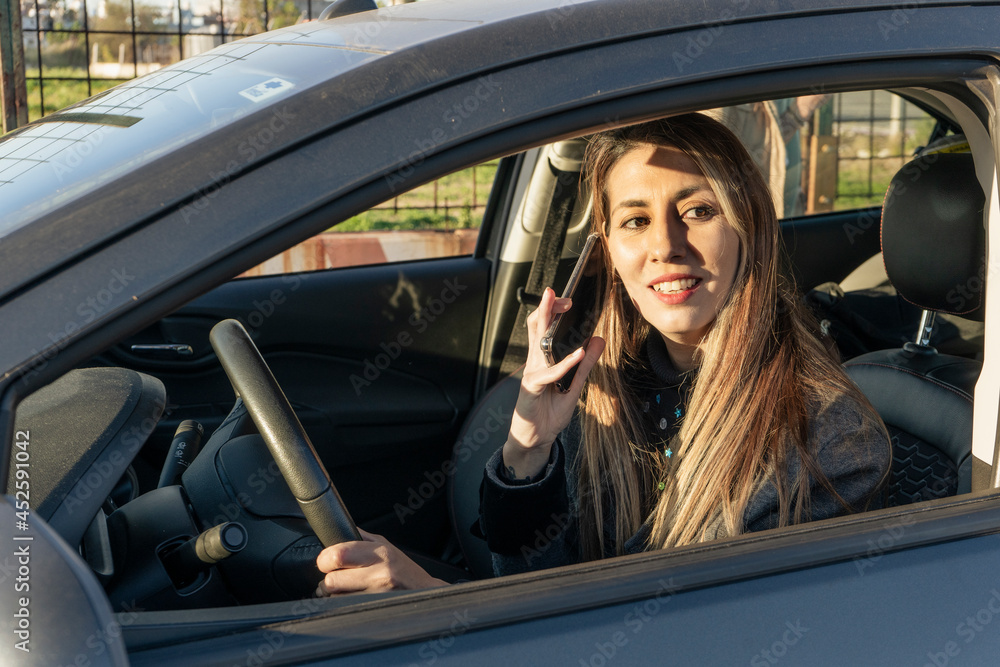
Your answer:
[3,0,1000,664]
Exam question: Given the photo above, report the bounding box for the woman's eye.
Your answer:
[621,215,648,229]
[683,206,716,221]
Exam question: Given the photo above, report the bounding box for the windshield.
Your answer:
[0,24,383,235]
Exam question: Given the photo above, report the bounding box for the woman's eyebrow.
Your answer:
[674,185,711,201]
[611,185,713,214]
[611,198,648,213]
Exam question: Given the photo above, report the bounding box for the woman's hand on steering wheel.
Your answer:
[503,287,605,479]
[315,529,448,595]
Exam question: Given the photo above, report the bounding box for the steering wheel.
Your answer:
[208,319,360,546]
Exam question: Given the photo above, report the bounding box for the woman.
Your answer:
[315,114,890,593]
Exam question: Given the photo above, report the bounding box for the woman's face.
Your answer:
[605,143,741,353]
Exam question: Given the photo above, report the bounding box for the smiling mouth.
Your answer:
[651,278,700,294]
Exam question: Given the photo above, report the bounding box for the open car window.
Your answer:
[7,85,986,593]
[15,86,981,575]
[712,91,945,219]
[239,160,499,276]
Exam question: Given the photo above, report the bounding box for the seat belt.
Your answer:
[499,163,582,377]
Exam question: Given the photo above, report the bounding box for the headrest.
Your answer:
[882,152,986,320]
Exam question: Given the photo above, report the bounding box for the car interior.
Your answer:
[8,82,994,650]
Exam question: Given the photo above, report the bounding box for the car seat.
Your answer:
[448,370,520,579]
[844,152,985,506]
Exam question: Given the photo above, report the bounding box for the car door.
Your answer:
[82,86,955,568]
[85,161,523,556]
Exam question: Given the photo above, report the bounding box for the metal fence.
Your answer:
[825,90,937,209]
[19,0,326,120]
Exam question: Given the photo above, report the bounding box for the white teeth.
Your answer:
[653,278,698,293]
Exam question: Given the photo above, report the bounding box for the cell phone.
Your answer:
[540,233,601,392]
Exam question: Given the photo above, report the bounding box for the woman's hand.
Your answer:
[503,287,605,479]
[315,529,449,595]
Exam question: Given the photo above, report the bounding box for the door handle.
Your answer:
[130,344,195,358]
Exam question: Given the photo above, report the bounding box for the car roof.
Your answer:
[0,0,987,299]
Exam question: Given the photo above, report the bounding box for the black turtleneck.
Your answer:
[631,333,692,461]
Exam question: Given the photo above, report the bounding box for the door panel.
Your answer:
[781,208,882,290]
[95,256,491,554]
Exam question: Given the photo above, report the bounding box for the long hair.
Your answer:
[577,113,885,558]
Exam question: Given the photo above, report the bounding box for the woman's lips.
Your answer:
[649,275,702,304]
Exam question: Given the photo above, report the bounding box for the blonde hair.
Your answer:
[577,114,884,558]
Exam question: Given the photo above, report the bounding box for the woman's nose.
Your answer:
[648,215,686,262]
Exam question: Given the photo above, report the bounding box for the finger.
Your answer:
[565,336,606,396]
[526,288,573,338]
[357,528,383,543]
[527,336,605,397]
[525,287,556,334]
[318,566,387,596]
[551,297,572,315]
[522,345,589,393]
[316,541,379,573]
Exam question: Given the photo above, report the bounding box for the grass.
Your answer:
[829,116,938,209]
[331,160,500,232]
[25,67,125,121]
[834,157,904,210]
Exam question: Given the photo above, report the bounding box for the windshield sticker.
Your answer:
[239,78,295,103]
